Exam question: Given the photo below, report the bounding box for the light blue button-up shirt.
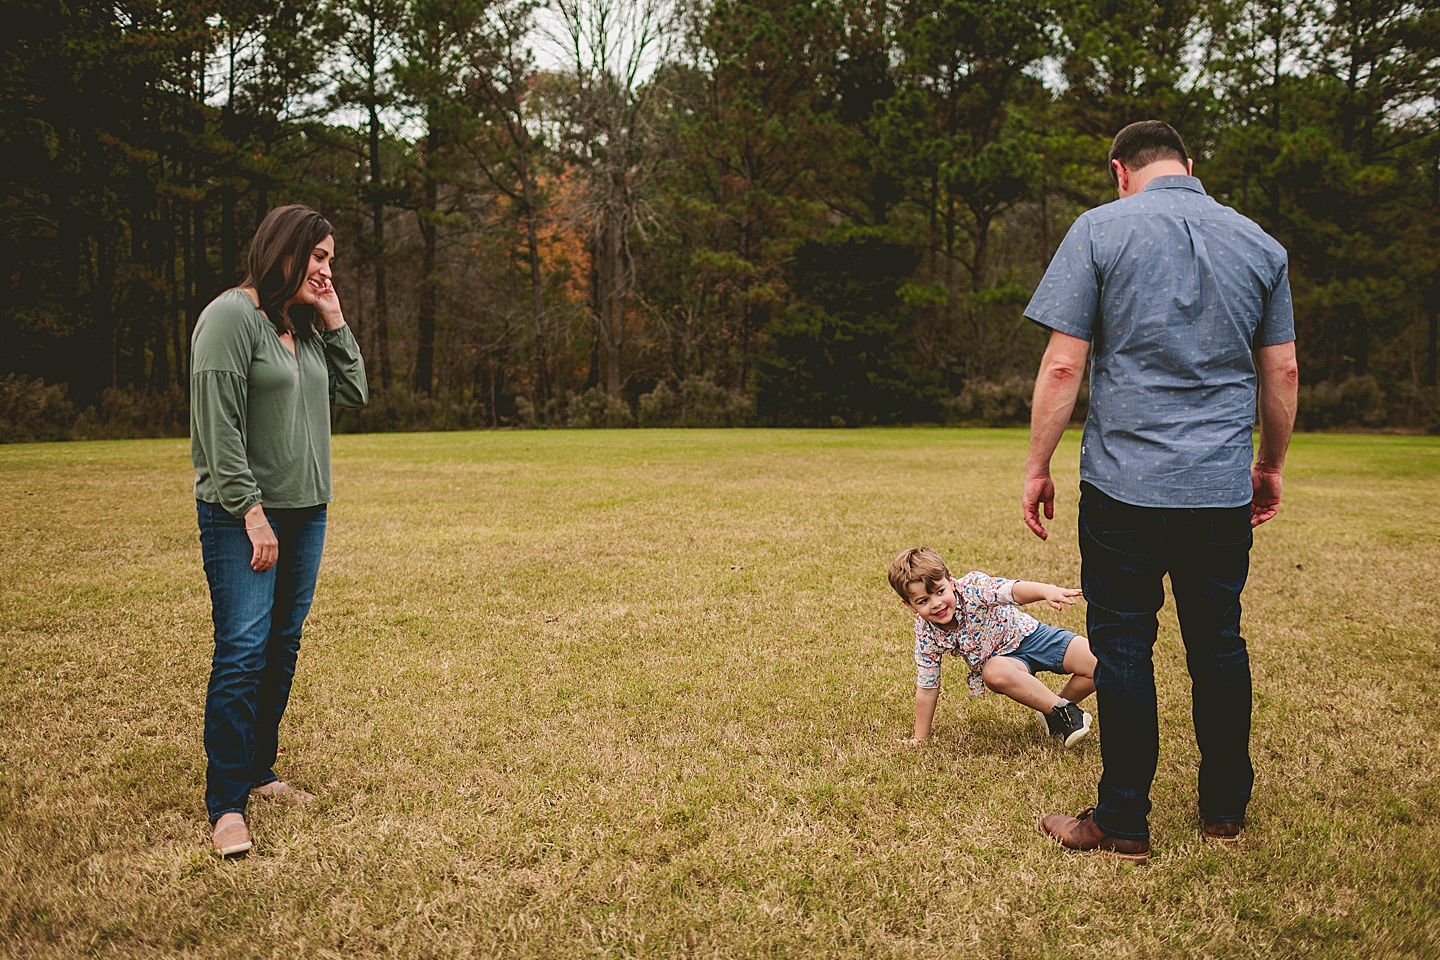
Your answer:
[1024,176,1295,508]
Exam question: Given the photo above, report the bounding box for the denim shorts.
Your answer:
[1000,623,1077,676]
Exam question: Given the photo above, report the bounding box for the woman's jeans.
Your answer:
[1078,482,1254,842]
[197,500,326,824]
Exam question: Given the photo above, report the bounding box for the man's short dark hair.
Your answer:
[1108,121,1189,184]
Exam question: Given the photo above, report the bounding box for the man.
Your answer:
[1021,121,1299,862]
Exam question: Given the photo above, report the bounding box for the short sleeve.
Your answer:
[955,572,1019,608]
[915,652,942,689]
[914,618,942,689]
[1023,214,1099,342]
[1255,258,1296,347]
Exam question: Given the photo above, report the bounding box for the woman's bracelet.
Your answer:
[245,523,268,530]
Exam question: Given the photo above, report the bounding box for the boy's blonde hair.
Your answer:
[887,546,951,602]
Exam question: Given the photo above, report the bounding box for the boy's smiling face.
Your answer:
[903,577,957,625]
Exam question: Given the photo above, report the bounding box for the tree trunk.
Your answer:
[605,212,625,399]
[56,188,81,382]
[1039,185,1051,265]
[221,184,238,284]
[490,345,508,426]
[190,178,209,358]
[519,150,549,406]
[368,99,393,390]
[1426,302,1437,388]
[1353,306,1368,377]
[585,233,601,391]
[413,120,440,397]
[156,211,175,389]
[970,210,991,293]
[97,230,116,393]
[128,164,154,390]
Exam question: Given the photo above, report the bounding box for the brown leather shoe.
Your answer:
[1201,817,1243,844]
[1039,808,1149,863]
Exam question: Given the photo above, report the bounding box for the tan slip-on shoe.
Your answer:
[212,813,252,857]
[249,780,316,804]
[1040,807,1150,864]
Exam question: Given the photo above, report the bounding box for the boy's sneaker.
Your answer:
[1036,701,1092,747]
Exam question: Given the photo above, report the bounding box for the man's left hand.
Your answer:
[1251,465,1283,527]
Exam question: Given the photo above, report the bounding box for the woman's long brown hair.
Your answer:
[240,204,334,339]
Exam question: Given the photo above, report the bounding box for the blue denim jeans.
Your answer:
[1078,482,1254,842]
[197,500,326,823]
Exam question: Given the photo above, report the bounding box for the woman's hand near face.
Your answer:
[312,279,346,330]
[244,504,279,572]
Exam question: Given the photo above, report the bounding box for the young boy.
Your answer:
[888,546,1098,747]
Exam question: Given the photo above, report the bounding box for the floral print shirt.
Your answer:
[913,572,1040,696]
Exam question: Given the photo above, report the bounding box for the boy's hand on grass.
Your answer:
[895,737,926,747]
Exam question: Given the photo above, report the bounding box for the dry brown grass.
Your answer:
[1,429,1436,959]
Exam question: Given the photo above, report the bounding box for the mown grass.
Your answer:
[1,428,1437,959]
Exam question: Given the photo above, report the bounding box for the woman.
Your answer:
[190,204,368,856]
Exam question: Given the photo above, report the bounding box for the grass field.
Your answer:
[1,428,1437,959]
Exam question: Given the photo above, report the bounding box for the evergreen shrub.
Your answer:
[1296,376,1389,430]
[942,378,1089,427]
[637,376,754,427]
[0,375,76,442]
[74,386,188,439]
[332,388,490,433]
[561,387,635,428]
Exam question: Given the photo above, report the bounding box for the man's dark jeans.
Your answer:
[197,500,327,824]
[1078,482,1254,842]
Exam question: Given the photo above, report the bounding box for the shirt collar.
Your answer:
[1142,175,1207,195]
[918,612,964,639]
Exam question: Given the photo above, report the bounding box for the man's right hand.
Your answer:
[1251,465,1283,527]
[1024,330,1089,542]
[1023,472,1057,540]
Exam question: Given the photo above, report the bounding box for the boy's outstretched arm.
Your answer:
[1012,580,1083,611]
[901,686,940,744]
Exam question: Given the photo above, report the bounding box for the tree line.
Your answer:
[3,0,1438,437]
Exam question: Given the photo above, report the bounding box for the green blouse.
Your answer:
[190,288,368,517]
